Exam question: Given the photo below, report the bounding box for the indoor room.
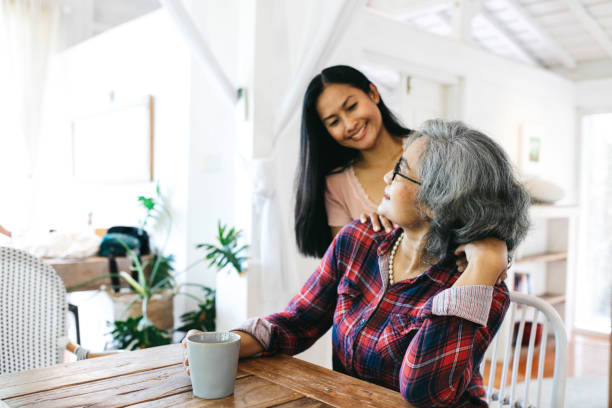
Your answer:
[0,0,611,407]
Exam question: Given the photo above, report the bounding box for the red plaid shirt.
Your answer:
[238,221,509,407]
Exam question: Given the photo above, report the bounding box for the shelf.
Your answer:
[46,255,154,291]
[539,293,566,306]
[515,251,567,264]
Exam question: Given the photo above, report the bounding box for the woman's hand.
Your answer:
[454,255,504,280]
[360,212,394,233]
[455,255,468,273]
[182,329,264,375]
[453,238,509,286]
[182,329,202,376]
[0,224,11,237]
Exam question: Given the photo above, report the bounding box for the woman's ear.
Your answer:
[424,206,434,220]
[368,83,381,104]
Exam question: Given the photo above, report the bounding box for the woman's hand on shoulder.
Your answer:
[359,212,394,233]
[454,238,508,286]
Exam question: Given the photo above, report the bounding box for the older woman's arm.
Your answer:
[398,238,510,407]
[232,228,349,356]
[452,237,509,287]
[399,284,510,407]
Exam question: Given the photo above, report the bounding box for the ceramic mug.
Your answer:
[186,331,241,399]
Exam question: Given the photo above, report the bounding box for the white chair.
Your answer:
[1,246,116,374]
[482,291,568,408]
[0,246,67,374]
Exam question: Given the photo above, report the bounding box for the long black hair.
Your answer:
[294,65,413,257]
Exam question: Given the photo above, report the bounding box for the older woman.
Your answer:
[184,119,530,407]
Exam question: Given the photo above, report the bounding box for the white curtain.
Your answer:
[250,0,366,315]
[155,0,365,318]
[576,113,612,333]
[0,0,59,229]
[251,157,288,314]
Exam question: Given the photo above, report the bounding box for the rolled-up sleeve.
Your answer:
[431,285,494,327]
[232,317,274,351]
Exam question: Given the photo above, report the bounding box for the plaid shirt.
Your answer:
[237,221,509,407]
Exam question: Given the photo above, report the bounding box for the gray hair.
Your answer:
[409,119,530,262]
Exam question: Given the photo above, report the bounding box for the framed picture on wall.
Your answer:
[519,122,544,176]
[72,95,154,183]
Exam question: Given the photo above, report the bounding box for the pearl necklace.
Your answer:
[388,232,404,286]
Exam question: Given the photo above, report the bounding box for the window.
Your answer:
[576,113,612,334]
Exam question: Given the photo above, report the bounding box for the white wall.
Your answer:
[576,78,612,112]
[183,0,242,294]
[42,3,250,318]
[41,10,192,265]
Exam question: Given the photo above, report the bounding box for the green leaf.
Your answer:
[119,271,147,298]
[138,196,156,211]
[195,221,248,274]
[108,316,171,350]
[175,287,216,334]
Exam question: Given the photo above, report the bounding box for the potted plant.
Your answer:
[109,250,176,330]
[196,221,248,331]
[174,285,216,334]
[108,246,214,350]
[90,184,215,350]
[106,184,176,331]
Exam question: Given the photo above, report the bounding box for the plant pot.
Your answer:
[108,289,175,330]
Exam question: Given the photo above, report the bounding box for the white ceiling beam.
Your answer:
[503,0,576,69]
[397,0,452,20]
[562,0,612,60]
[477,10,539,66]
[92,21,111,34]
[451,0,482,43]
[366,0,453,21]
[159,0,238,104]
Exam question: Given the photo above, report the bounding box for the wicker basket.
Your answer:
[109,289,174,330]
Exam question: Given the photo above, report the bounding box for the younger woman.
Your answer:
[295,65,412,258]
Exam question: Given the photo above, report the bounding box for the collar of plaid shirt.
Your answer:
[376,227,457,290]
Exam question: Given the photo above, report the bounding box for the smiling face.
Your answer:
[315,83,385,151]
[378,137,432,229]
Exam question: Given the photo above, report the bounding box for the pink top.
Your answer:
[325,166,379,227]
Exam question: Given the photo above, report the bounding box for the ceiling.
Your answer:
[368,0,612,79]
[58,0,160,50]
[58,0,612,80]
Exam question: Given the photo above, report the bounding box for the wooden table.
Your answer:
[46,255,152,291]
[0,344,412,407]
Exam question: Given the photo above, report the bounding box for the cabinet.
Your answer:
[509,204,579,337]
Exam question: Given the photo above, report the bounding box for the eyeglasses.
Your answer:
[392,158,421,185]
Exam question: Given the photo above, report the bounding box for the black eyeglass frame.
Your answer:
[392,158,421,185]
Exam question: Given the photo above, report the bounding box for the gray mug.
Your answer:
[186,331,241,399]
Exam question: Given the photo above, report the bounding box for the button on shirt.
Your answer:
[236,221,510,407]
